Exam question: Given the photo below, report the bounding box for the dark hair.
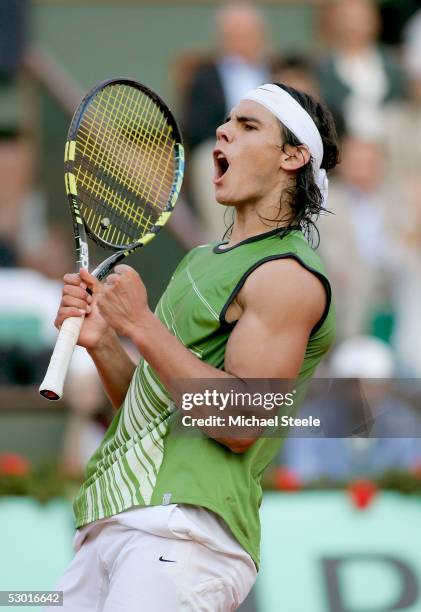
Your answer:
[224,82,340,245]
[274,83,339,243]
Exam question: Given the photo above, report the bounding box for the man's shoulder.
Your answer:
[243,257,325,303]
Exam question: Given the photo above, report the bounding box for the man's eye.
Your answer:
[244,124,256,131]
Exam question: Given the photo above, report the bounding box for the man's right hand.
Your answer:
[55,268,109,350]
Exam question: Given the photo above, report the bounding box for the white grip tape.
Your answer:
[39,315,85,400]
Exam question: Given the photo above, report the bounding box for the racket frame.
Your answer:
[66,77,184,280]
[39,77,184,399]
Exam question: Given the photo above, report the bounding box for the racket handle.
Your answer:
[39,315,85,401]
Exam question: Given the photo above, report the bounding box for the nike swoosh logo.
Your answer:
[159,555,176,563]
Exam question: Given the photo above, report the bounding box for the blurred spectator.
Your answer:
[382,20,421,183]
[271,54,320,99]
[182,2,270,240]
[379,18,421,376]
[317,0,405,138]
[390,177,421,377]
[0,1,28,143]
[183,2,270,151]
[0,3,31,265]
[0,135,33,250]
[0,0,28,80]
[318,137,394,341]
[281,336,421,482]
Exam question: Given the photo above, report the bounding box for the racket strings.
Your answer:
[79,86,173,234]
[82,88,173,198]
[74,83,176,247]
[77,167,155,244]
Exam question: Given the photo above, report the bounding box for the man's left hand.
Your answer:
[97,264,150,338]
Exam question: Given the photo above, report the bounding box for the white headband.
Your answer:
[243,83,328,206]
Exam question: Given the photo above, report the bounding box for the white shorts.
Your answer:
[52,504,257,611]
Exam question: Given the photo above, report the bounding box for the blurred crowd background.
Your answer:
[1,0,421,523]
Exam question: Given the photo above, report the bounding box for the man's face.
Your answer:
[213,100,284,207]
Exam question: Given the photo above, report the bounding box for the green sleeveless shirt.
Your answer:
[73,228,335,567]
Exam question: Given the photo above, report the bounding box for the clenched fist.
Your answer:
[96,264,150,339]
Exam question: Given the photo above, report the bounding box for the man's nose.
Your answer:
[216,123,232,143]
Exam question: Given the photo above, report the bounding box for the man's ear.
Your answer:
[279,143,311,172]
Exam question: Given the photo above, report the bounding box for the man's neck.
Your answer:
[227,210,290,247]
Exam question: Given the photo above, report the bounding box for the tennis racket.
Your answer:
[39,77,184,401]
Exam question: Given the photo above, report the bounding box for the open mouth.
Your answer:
[213,150,230,182]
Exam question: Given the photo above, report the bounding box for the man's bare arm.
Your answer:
[95,260,326,451]
[221,258,326,450]
[87,329,136,410]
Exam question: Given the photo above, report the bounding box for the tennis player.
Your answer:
[52,83,339,611]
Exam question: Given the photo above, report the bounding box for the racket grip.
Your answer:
[39,315,85,400]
